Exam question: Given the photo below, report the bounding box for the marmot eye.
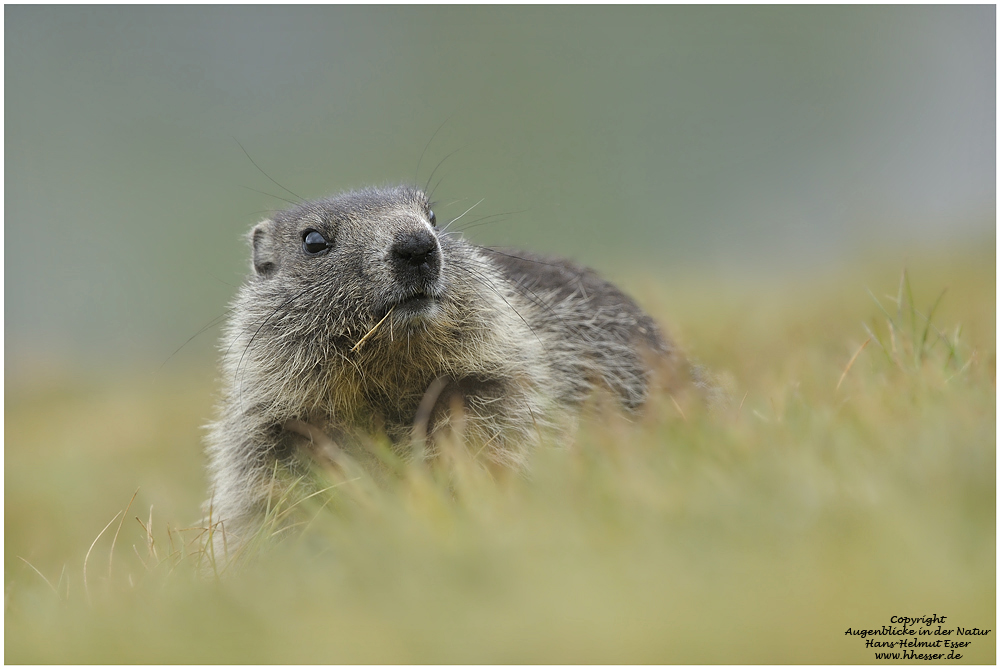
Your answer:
[302,230,330,255]
[428,210,436,226]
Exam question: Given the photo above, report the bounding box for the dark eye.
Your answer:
[302,230,330,255]
[428,210,436,226]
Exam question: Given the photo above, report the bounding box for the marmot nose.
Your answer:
[390,230,441,280]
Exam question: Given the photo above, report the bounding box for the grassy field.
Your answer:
[5,244,995,663]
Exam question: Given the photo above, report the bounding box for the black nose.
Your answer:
[393,232,436,267]
[390,230,440,280]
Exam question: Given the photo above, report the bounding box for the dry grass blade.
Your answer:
[866,288,898,330]
[56,564,69,600]
[201,494,219,576]
[17,556,60,597]
[351,306,395,353]
[915,288,947,365]
[736,390,749,420]
[903,268,917,340]
[165,522,177,557]
[669,394,687,422]
[296,479,362,538]
[149,506,157,561]
[109,488,139,579]
[946,354,976,383]
[837,337,871,391]
[944,324,963,368]
[84,511,123,601]
[860,321,888,357]
[132,544,149,570]
[135,506,159,562]
[920,293,950,351]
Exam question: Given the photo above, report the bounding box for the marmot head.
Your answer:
[247,185,451,338]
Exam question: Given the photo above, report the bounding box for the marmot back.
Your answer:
[206,185,678,550]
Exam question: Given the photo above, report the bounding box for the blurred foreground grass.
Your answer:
[5,245,995,663]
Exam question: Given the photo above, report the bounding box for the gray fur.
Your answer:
[206,185,676,549]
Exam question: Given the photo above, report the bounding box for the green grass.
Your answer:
[5,245,995,663]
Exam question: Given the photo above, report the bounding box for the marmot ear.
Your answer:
[250,219,279,278]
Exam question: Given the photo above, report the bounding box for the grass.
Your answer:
[5,244,995,663]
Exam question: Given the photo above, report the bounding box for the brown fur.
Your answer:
[205,185,678,551]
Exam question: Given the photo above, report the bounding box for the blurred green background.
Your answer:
[5,5,995,378]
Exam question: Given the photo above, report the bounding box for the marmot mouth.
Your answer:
[397,293,433,308]
[383,291,439,319]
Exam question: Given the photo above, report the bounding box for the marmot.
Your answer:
[206,185,678,550]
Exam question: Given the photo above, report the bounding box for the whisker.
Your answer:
[424,146,463,196]
[238,184,299,207]
[450,209,529,233]
[477,247,567,268]
[449,262,543,347]
[440,198,485,233]
[234,137,305,202]
[158,307,238,372]
[428,172,450,201]
[415,116,453,185]
[455,252,602,346]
